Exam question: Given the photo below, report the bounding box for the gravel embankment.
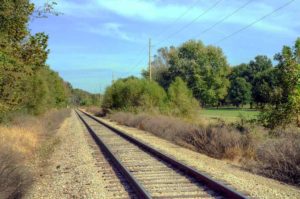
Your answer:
[98,116,300,199]
[25,110,119,199]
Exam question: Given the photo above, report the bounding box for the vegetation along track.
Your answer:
[76,110,248,199]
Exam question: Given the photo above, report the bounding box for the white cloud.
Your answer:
[95,0,298,35]
[54,0,299,36]
[85,22,138,42]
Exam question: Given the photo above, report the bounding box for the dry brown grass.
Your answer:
[0,126,39,157]
[84,106,108,117]
[109,111,300,185]
[0,109,71,198]
[251,133,300,185]
[108,112,252,160]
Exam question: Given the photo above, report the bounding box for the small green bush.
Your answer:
[167,77,199,117]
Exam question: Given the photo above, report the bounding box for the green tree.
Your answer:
[259,38,300,128]
[248,55,273,82]
[142,47,174,89]
[228,77,252,107]
[228,56,273,107]
[252,68,279,106]
[71,89,101,106]
[167,77,199,117]
[0,0,70,119]
[0,51,32,116]
[248,55,273,106]
[167,40,230,106]
[229,63,250,82]
[0,0,34,43]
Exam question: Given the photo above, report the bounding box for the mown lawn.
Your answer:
[200,108,259,122]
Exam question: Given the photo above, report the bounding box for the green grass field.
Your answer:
[200,108,259,122]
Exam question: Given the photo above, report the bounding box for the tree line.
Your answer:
[105,39,300,128]
[0,1,99,121]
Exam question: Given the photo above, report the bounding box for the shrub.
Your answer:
[253,132,300,185]
[102,77,167,111]
[184,125,252,159]
[167,77,199,117]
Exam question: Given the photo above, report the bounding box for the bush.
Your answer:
[167,77,199,117]
[185,125,253,159]
[253,132,300,185]
[102,77,167,111]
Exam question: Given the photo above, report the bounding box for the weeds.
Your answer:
[84,106,108,117]
[109,112,251,159]
[108,111,300,185]
[0,109,70,198]
[0,147,30,199]
[251,132,300,185]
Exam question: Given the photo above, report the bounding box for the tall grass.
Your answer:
[0,109,70,198]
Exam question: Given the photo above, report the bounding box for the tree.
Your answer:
[259,38,300,128]
[167,77,199,117]
[228,56,273,108]
[251,68,279,106]
[167,40,230,106]
[228,77,252,107]
[229,63,250,82]
[142,47,174,89]
[248,55,273,81]
[0,0,34,43]
[0,1,70,119]
[71,89,101,107]
[248,55,273,106]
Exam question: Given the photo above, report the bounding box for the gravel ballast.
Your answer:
[25,110,122,199]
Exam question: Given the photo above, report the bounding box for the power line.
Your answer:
[126,0,223,75]
[126,0,203,75]
[123,55,147,76]
[154,0,224,47]
[215,0,296,44]
[125,0,295,77]
[192,0,252,38]
[154,0,202,40]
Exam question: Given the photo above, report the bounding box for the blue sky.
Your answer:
[30,0,300,93]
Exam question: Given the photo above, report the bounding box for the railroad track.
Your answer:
[76,110,248,199]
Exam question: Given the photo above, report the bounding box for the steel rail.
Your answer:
[76,111,152,199]
[78,109,248,199]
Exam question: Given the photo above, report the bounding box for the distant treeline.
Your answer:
[103,39,300,128]
[0,1,99,121]
[71,89,101,107]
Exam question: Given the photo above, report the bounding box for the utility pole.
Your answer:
[148,38,152,81]
[112,72,114,84]
[99,84,102,106]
